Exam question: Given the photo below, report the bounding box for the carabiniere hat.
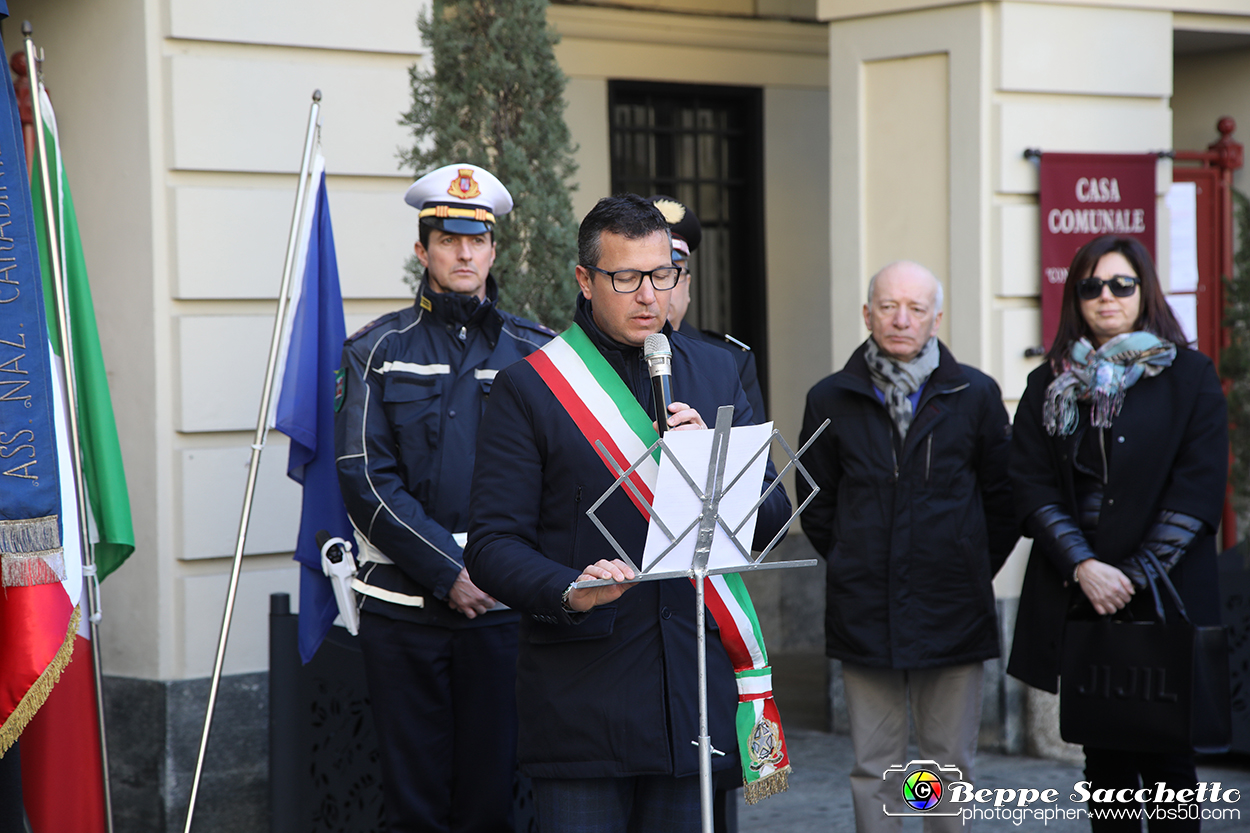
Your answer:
[405,163,514,236]
[648,195,702,257]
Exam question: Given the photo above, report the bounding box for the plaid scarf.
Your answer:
[864,336,939,440]
[1043,332,1176,437]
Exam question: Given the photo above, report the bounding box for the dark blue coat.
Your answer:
[465,298,791,779]
[334,276,553,627]
[797,340,1017,669]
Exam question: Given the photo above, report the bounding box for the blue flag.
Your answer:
[274,164,352,664]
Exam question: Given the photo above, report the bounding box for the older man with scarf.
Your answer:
[797,260,1018,833]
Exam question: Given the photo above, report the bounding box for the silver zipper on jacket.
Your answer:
[925,434,933,482]
[458,326,467,341]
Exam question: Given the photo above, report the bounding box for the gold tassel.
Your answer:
[0,604,81,757]
[743,765,792,805]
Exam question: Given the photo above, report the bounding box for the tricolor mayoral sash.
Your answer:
[526,325,790,803]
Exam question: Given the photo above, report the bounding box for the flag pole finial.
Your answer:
[313,89,322,102]
[21,20,31,36]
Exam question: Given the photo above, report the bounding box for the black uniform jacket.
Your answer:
[796,339,1017,669]
[465,296,791,779]
[1006,347,1228,693]
[334,276,553,627]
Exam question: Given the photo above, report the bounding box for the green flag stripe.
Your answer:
[32,105,135,580]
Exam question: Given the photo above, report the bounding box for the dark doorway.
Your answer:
[608,81,768,405]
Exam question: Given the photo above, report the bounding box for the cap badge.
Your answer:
[448,168,482,200]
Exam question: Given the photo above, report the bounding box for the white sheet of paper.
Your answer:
[641,422,773,574]
[1166,293,1199,349]
[1167,182,1200,293]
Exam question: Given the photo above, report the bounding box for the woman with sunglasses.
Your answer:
[1006,234,1228,831]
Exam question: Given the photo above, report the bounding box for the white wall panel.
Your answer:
[996,306,1042,401]
[176,316,272,432]
[180,446,301,560]
[999,4,1170,98]
[173,183,416,299]
[996,100,1171,194]
[169,53,414,176]
[182,566,299,676]
[177,312,382,432]
[170,0,426,54]
[995,203,1039,297]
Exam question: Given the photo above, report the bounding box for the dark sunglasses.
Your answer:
[1076,274,1140,301]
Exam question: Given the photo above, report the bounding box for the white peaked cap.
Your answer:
[404,163,514,235]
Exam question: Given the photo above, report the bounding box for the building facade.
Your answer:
[5,0,1250,827]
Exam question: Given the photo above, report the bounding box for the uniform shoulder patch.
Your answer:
[334,368,346,412]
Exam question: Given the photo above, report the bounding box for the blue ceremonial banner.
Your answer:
[0,17,63,588]
[0,7,76,758]
[274,163,352,663]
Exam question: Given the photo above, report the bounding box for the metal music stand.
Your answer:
[576,406,829,833]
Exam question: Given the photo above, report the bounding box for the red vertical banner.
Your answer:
[1038,153,1158,350]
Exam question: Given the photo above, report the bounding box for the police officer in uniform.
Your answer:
[335,163,554,833]
[649,195,766,420]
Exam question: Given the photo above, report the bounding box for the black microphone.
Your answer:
[643,333,674,436]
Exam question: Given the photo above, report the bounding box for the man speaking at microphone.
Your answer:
[466,194,792,831]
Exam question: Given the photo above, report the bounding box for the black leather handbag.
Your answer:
[1059,552,1232,754]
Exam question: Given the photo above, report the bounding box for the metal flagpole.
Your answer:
[22,23,115,833]
[182,89,322,833]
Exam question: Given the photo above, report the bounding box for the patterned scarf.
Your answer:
[864,336,940,440]
[1043,332,1176,437]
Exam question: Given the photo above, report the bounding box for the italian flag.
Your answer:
[18,84,134,833]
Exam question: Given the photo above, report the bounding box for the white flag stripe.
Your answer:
[541,337,659,486]
[268,151,326,427]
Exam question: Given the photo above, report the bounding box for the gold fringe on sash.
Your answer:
[744,765,791,805]
[0,604,81,757]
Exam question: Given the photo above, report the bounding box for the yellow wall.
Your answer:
[863,52,951,345]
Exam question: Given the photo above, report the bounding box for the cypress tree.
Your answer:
[400,0,579,331]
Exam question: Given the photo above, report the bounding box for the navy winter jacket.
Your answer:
[466,297,791,778]
[334,276,552,627]
[797,340,1017,669]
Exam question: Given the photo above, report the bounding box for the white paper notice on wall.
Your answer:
[1167,182,1200,293]
[1167,293,1199,349]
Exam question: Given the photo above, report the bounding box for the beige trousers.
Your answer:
[842,661,984,833]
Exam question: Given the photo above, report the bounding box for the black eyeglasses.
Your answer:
[581,264,681,293]
[1076,275,1140,301]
